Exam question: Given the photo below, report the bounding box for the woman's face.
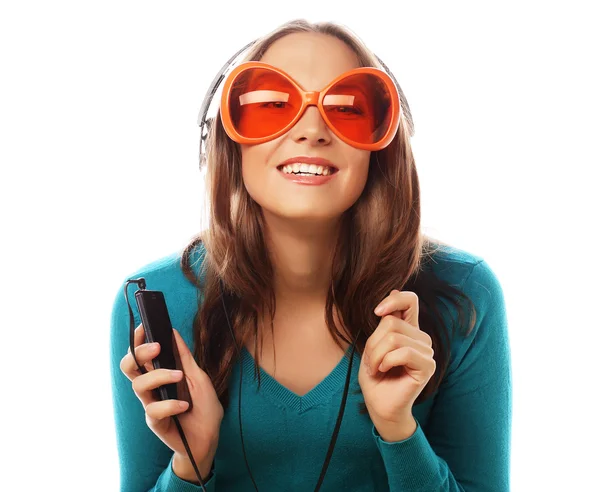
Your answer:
[239,32,371,225]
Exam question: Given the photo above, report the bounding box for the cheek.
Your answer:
[241,144,263,172]
[341,151,371,198]
[240,144,276,202]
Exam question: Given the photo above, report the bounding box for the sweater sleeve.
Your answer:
[109,281,217,491]
[371,259,512,491]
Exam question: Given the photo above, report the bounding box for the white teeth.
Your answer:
[280,163,335,176]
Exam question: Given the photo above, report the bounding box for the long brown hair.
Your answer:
[180,19,476,413]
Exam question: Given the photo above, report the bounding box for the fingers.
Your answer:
[145,398,189,424]
[132,368,184,407]
[365,316,430,362]
[120,324,159,380]
[374,290,420,327]
[378,346,436,382]
[368,332,432,374]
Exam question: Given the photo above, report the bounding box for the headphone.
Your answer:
[195,38,412,491]
[196,38,414,169]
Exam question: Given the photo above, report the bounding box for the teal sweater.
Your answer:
[109,244,512,491]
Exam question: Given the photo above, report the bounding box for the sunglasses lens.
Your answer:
[323,73,393,145]
[228,68,301,139]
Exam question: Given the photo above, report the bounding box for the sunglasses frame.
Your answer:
[219,61,401,151]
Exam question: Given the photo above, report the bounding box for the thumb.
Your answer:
[172,328,198,373]
[172,329,214,393]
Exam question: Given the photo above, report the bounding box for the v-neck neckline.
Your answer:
[240,344,357,413]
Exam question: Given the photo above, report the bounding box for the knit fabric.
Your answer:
[109,243,512,491]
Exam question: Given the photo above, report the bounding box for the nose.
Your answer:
[290,106,331,146]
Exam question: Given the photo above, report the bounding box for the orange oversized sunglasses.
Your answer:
[219,61,401,151]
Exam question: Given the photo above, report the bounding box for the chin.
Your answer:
[270,205,346,223]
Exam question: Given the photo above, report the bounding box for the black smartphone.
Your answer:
[134,289,193,411]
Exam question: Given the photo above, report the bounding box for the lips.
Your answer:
[277,156,339,172]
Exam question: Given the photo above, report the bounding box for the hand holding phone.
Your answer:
[120,293,224,479]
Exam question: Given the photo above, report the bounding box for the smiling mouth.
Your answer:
[276,163,339,176]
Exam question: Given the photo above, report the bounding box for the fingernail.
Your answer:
[374,304,385,315]
[171,370,182,379]
[178,401,189,409]
[149,343,159,351]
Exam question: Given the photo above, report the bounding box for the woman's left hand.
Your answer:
[358,290,436,441]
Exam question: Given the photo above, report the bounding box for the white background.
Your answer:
[2,1,598,490]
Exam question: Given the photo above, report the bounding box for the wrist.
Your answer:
[374,414,417,443]
[172,452,214,484]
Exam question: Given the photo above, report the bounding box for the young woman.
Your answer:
[111,19,512,492]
